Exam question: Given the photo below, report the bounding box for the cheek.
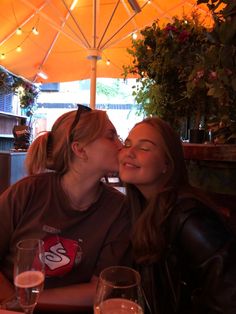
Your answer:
[139,156,166,181]
[100,145,119,165]
[142,166,163,183]
[139,157,157,173]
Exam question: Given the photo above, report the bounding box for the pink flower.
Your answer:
[178,30,190,42]
[165,25,178,32]
[208,71,217,80]
[196,70,204,79]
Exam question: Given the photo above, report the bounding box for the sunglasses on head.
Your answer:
[69,104,92,140]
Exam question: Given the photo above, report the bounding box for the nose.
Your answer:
[121,145,136,158]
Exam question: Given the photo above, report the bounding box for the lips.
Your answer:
[121,161,140,169]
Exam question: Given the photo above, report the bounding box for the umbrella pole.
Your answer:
[90,56,97,109]
[88,49,101,109]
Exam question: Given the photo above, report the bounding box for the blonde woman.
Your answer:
[0,105,131,312]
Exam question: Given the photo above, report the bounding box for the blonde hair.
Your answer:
[25,109,108,175]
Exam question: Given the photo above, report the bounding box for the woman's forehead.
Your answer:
[129,123,159,140]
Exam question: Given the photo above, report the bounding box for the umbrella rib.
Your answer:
[97,0,121,50]
[152,0,210,20]
[61,0,91,48]
[100,0,149,50]
[92,0,96,48]
[35,7,74,80]
[101,0,211,51]
[42,0,91,48]
[20,0,89,48]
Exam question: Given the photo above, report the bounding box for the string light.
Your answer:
[32,27,39,35]
[106,59,110,65]
[16,28,22,35]
[132,32,138,40]
[16,46,22,52]
[1,23,40,59]
[1,13,41,59]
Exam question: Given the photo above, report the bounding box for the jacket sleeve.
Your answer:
[177,205,236,313]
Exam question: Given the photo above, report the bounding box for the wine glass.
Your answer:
[14,238,45,314]
[94,266,144,314]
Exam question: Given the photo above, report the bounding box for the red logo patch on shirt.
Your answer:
[43,235,82,277]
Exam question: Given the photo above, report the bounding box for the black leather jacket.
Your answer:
[138,198,236,314]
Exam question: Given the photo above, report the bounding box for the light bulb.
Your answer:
[1,53,5,60]
[16,46,22,52]
[132,32,138,40]
[106,59,111,65]
[38,70,48,80]
[32,27,39,35]
[16,28,22,35]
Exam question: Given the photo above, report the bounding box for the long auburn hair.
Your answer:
[125,117,189,264]
[25,110,108,175]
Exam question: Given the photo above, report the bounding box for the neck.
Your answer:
[60,175,102,211]
[137,182,172,202]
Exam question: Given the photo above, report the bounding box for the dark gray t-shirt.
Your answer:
[0,172,131,288]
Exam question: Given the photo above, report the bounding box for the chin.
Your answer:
[119,174,136,184]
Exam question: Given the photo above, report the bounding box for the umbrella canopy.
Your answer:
[0,0,212,107]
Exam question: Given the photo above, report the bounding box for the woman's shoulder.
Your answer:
[171,196,230,237]
[3,172,58,195]
[18,171,56,184]
[169,196,233,265]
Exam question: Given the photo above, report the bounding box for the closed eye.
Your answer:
[139,146,150,151]
[124,140,131,148]
[124,140,151,151]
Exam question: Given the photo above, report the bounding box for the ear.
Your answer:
[71,142,88,161]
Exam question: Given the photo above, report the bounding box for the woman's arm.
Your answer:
[178,207,236,313]
[36,275,98,312]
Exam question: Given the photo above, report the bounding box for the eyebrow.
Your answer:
[127,138,157,146]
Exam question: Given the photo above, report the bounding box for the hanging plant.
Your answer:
[0,69,14,93]
[13,79,39,118]
[0,67,40,118]
[123,12,211,132]
[123,6,236,143]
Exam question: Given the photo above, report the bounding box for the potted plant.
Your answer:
[123,12,211,140]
